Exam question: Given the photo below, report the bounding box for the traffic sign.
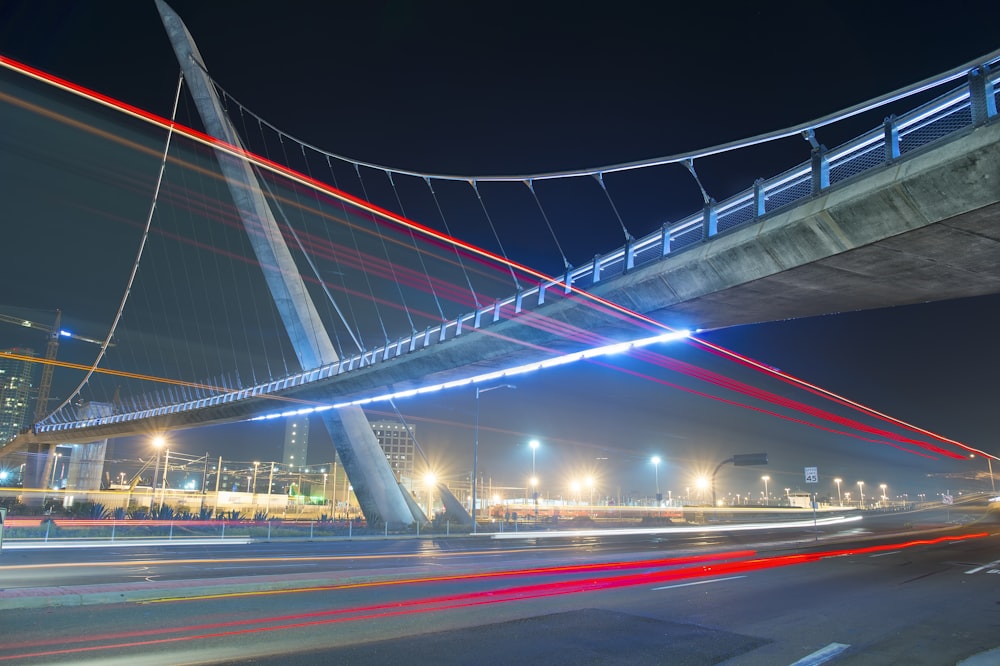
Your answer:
[804,467,818,484]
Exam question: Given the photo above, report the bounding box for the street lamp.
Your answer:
[834,478,843,506]
[857,481,865,509]
[473,384,515,533]
[761,475,770,506]
[150,436,165,511]
[529,439,540,477]
[423,472,436,519]
[530,475,539,519]
[651,456,661,504]
[880,483,888,508]
[49,451,61,489]
[970,453,997,494]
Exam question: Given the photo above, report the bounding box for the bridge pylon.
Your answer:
[156,0,425,528]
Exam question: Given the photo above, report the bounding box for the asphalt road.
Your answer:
[0,504,997,665]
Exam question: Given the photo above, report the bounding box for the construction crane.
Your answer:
[0,310,107,423]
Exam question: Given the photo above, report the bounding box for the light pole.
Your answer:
[761,475,770,506]
[834,478,843,506]
[530,476,539,520]
[150,436,165,512]
[473,384,515,533]
[857,481,865,509]
[251,461,260,510]
[49,452,61,489]
[651,456,661,504]
[880,483,888,508]
[529,439,540,517]
[970,454,997,494]
[586,475,595,508]
[424,472,436,519]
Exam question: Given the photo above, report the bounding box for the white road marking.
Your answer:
[964,559,1000,574]
[869,550,901,558]
[789,642,851,665]
[651,575,746,591]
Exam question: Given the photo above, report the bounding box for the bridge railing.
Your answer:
[33,61,999,434]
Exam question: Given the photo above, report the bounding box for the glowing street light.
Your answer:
[970,453,997,494]
[857,480,865,509]
[473,384,515,533]
[880,483,888,508]
[529,475,539,519]
[651,456,662,504]
[834,478,843,506]
[761,475,770,506]
[150,436,165,511]
[423,472,436,519]
[529,439,540,477]
[49,451,61,489]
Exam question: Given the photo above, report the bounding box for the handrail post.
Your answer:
[969,65,997,126]
[811,145,829,193]
[702,199,718,238]
[884,115,900,162]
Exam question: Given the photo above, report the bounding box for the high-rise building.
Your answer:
[282,416,309,468]
[371,420,416,490]
[0,348,36,444]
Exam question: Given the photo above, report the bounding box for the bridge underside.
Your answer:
[6,114,999,450]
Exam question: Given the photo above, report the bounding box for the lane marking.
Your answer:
[965,559,1000,574]
[869,550,901,558]
[651,575,746,591]
[789,642,851,666]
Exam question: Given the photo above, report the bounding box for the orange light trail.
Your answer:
[0,533,986,660]
[0,53,981,460]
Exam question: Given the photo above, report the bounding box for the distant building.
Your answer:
[282,416,309,469]
[371,420,416,490]
[0,348,36,444]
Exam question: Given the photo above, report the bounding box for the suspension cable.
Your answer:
[425,176,481,309]
[593,172,633,242]
[470,180,521,291]
[526,179,571,270]
[385,172,446,322]
[48,72,186,420]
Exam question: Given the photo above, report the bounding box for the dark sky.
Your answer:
[0,1,997,501]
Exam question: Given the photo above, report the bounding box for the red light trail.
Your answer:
[0,534,986,661]
[0,53,985,462]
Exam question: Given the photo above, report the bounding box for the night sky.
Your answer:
[0,1,997,501]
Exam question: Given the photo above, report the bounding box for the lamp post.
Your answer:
[150,436,165,512]
[266,462,275,516]
[857,481,865,509]
[473,384,515,533]
[834,478,843,506]
[651,456,661,504]
[530,476,539,520]
[251,461,260,510]
[970,453,997,494]
[880,483,888,508]
[49,451,61,490]
[761,475,770,507]
[529,439,540,518]
[424,472,436,519]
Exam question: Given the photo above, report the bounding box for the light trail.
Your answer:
[0,53,981,461]
[0,533,986,661]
